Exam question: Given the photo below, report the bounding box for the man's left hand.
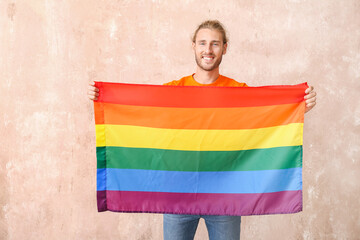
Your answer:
[304,86,316,113]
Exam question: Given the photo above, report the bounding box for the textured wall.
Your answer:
[1,0,359,239]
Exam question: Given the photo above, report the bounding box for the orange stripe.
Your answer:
[94,102,305,130]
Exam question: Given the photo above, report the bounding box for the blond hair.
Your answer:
[192,20,228,44]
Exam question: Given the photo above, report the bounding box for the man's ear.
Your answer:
[223,43,228,55]
[192,42,195,51]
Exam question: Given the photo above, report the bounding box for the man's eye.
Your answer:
[199,42,205,45]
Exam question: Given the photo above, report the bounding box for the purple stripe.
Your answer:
[97,191,107,212]
[97,190,302,216]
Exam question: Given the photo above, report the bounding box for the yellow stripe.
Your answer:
[95,125,106,147]
[95,123,303,151]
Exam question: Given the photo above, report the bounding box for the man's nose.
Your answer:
[205,44,213,53]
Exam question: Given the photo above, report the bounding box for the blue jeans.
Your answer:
[163,214,241,240]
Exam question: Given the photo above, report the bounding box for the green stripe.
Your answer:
[97,146,302,171]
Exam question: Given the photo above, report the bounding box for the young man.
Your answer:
[88,20,316,240]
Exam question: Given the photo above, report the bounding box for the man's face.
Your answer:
[192,28,227,72]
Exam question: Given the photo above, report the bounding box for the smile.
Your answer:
[202,56,215,62]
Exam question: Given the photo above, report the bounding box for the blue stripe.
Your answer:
[97,168,302,194]
[97,168,106,191]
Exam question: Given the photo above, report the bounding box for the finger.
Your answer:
[88,94,98,101]
[306,97,316,104]
[304,92,316,99]
[87,92,94,98]
[88,86,99,92]
[305,86,314,94]
[306,102,316,108]
[87,90,99,96]
[87,91,95,98]
[308,86,314,93]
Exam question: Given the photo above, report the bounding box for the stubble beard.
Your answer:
[195,53,223,72]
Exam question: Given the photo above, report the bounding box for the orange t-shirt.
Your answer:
[164,74,248,87]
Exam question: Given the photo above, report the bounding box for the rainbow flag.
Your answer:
[94,82,307,216]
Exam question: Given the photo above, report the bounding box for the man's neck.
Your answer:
[193,67,220,84]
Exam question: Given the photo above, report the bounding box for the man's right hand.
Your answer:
[88,81,99,101]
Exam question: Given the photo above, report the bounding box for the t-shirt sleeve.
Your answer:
[163,81,173,86]
[163,80,181,86]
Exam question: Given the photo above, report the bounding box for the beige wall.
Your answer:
[1,0,359,239]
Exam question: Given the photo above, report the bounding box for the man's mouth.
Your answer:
[202,55,215,62]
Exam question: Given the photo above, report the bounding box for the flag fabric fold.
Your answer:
[94,82,307,216]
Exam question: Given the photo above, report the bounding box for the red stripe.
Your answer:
[94,82,308,108]
[97,190,302,216]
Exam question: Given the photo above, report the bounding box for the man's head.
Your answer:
[192,20,228,72]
